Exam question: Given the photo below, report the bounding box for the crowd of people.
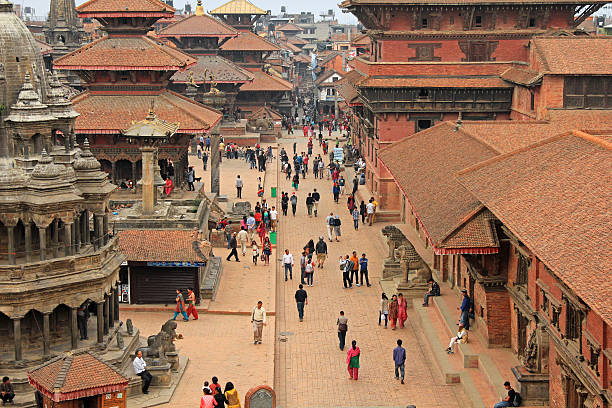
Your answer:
[199,377,241,408]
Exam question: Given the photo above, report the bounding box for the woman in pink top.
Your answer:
[397,293,408,329]
[200,388,215,408]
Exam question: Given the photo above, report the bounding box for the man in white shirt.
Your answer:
[282,249,294,281]
[326,212,335,242]
[270,206,278,231]
[246,214,256,240]
[133,350,152,394]
[237,227,249,256]
[251,301,267,344]
[235,175,243,198]
[366,200,375,226]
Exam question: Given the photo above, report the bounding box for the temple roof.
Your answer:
[247,105,282,120]
[532,37,612,75]
[157,13,237,38]
[28,351,128,403]
[77,0,174,17]
[170,55,254,84]
[356,76,512,88]
[457,130,612,325]
[276,23,303,32]
[335,69,365,105]
[72,90,222,134]
[210,0,267,15]
[500,67,542,86]
[122,108,180,137]
[54,35,196,71]
[239,69,293,92]
[341,0,608,6]
[220,30,280,52]
[118,229,211,262]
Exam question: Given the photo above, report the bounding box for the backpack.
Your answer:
[334,218,341,227]
[513,393,522,407]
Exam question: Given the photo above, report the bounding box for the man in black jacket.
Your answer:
[423,278,440,306]
[294,284,308,321]
[312,189,320,217]
[226,232,239,262]
[315,236,327,268]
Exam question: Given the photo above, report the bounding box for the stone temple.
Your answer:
[0,1,147,405]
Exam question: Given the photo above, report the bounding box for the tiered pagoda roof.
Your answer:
[171,55,254,84]
[220,30,280,52]
[157,10,238,39]
[210,0,267,15]
[240,70,293,92]
[77,0,174,17]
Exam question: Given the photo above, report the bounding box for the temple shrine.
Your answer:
[338,0,609,211]
[54,0,222,187]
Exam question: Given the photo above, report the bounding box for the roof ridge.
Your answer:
[157,12,238,36]
[440,204,485,244]
[142,35,195,66]
[54,36,106,65]
[77,0,174,13]
[163,90,222,128]
[572,130,612,150]
[54,355,73,390]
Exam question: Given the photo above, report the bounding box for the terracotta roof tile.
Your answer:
[351,33,370,46]
[54,36,196,71]
[239,69,293,92]
[35,39,53,55]
[379,122,499,252]
[315,69,342,86]
[532,37,612,75]
[157,13,237,37]
[288,36,308,46]
[220,30,280,52]
[72,90,222,133]
[171,55,254,83]
[29,352,128,402]
[247,105,282,120]
[210,0,267,15]
[500,67,542,86]
[357,76,511,88]
[276,23,303,32]
[335,69,364,105]
[441,208,499,249]
[457,131,612,325]
[118,229,210,262]
[77,0,174,15]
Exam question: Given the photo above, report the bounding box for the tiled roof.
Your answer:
[118,229,210,262]
[239,69,293,92]
[247,105,282,120]
[351,33,370,46]
[457,131,612,325]
[532,37,612,75]
[220,30,280,52]
[335,69,364,105]
[276,23,303,32]
[171,55,254,83]
[293,54,310,63]
[441,208,499,249]
[341,0,607,5]
[278,40,301,53]
[210,0,267,15]
[288,36,308,46]
[77,0,174,15]
[315,69,342,86]
[500,67,542,86]
[357,76,512,88]
[29,352,128,402]
[35,39,53,55]
[54,36,196,71]
[379,122,500,252]
[157,13,237,38]
[72,90,222,133]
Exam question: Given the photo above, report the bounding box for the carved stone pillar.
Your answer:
[39,226,47,261]
[96,215,104,247]
[108,292,114,328]
[96,301,104,344]
[70,307,78,349]
[7,225,15,264]
[210,130,220,195]
[103,297,109,334]
[13,318,22,361]
[24,221,32,262]
[52,219,60,258]
[74,215,80,253]
[102,214,108,245]
[84,210,90,245]
[114,284,120,321]
[64,221,73,257]
[111,161,117,184]
[43,312,51,357]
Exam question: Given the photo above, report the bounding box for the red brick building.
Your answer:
[54,0,222,185]
[338,0,609,211]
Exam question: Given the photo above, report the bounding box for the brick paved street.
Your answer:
[122,134,468,407]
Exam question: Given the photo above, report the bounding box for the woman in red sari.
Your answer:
[346,340,361,380]
[397,293,408,329]
[164,177,173,197]
[257,221,267,245]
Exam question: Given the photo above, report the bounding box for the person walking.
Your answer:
[304,258,314,286]
[295,284,308,321]
[300,251,307,284]
[202,151,208,171]
[346,340,361,380]
[224,382,241,408]
[350,251,360,286]
[359,200,367,224]
[397,293,408,329]
[290,193,298,216]
[270,206,278,231]
[341,255,353,288]
[200,388,214,408]
[352,206,360,230]
[326,212,335,241]
[352,176,359,196]
[172,289,189,321]
[186,166,195,191]
[312,188,320,216]
[393,339,406,384]
[257,221,266,246]
[366,199,375,225]
[332,182,340,203]
[235,175,243,198]
[315,236,327,268]
[237,227,249,256]
[281,192,289,216]
[251,301,267,344]
[262,236,272,265]
[379,293,389,328]
[360,253,371,287]
[337,311,348,350]
[389,294,399,330]
[251,240,259,264]
[186,288,198,320]
[283,249,294,281]
[306,193,314,217]
[333,214,341,242]
[133,350,152,394]
[292,173,300,190]
[226,232,239,262]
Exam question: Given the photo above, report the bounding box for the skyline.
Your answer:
[20,0,359,24]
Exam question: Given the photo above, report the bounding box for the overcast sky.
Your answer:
[21,0,359,24]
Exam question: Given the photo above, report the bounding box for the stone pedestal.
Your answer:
[140,147,156,215]
[166,351,179,372]
[148,363,172,386]
[382,259,402,278]
[512,366,549,405]
[396,281,430,299]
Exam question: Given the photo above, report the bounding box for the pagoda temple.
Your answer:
[211,0,294,116]
[54,0,222,187]
[338,0,609,211]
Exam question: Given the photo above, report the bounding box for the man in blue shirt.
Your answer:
[458,289,470,330]
[393,339,406,384]
[246,213,256,241]
[359,253,371,287]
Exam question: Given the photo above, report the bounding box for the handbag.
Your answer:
[338,322,348,331]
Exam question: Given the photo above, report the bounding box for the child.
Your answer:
[252,241,259,265]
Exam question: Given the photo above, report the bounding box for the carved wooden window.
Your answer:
[588,341,600,376]
[541,289,549,312]
[528,17,536,27]
[564,76,612,109]
[516,253,530,285]
[421,18,429,28]
[565,301,582,341]
[551,304,561,331]
[474,15,483,27]
[409,44,441,62]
